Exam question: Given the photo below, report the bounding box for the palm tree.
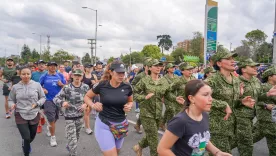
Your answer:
[157,35,173,54]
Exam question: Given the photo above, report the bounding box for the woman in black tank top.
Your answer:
[83,64,97,135]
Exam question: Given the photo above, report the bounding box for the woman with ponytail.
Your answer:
[84,61,133,156]
[157,80,232,156]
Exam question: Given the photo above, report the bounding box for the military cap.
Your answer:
[72,69,83,76]
[165,63,176,70]
[262,67,276,79]
[204,67,216,74]
[179,62,194,71]
[149,59,163,67]
[237,58,260,68]
[143,57,152,66]
[6,57,14,61]
[213,51,238,63]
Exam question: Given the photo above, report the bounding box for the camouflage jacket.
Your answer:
[53,83,90,119]
[235,76,262,118]
[256,82,276,122]
[131,72,146,86]
[134,75,175,119]
[174,76,195,97]
[205,72,241,136]
[163,74,179,108]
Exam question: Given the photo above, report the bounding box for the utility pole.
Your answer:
[273,0,276,64]
[47,35,51,52]
[39,35,42,59]
[94,10,98,64]
[87,39,95,64]
[230,42,232,52]
[129,47,131,66]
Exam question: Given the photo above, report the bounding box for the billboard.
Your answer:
[204,0,218,66]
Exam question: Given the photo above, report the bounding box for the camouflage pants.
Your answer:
[139,117,160,156]
[65,118,83,156]
[210,134,235,155]
[161,103,174,125]
[235,117,254,156]
[253,120,276,156]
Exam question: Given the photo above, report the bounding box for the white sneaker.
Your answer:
[50,136,57,147]
[46,126,51,137]
[85,128,93,135]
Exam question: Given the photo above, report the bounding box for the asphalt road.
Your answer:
[0,86,270,156]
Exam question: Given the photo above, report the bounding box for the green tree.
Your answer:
[163,54,175,62]
[233,40,251,61]
[31,49,40,61]
[141,45,162,59]
[217,44,229,53]
[108,57,115,64]
[245,29,268,60]
[82,53,91,64]
[190,32,203,60]
[0,57,6,66]
[21,44,32,63]
[256,42,273,63]
[52,49,74,64]
[121,51,143,65]
[171,48,188,64]
[41,50,52,62]
[157,35,173,53]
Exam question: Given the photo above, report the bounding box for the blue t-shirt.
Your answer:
[31,71,47,82]
[65,66,72,73]
[174,69,182,76]
[40,72,66,101]
[129,72,136,83]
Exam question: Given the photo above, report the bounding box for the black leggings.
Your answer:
[17,123,38,156]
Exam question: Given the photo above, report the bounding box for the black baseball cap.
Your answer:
[110,63,126,73]
[84,64,93,68]
[47,61,58,66]
[38,60,46,64]
[96,61,103,65]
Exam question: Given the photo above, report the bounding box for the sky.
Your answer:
[0,0,275,60]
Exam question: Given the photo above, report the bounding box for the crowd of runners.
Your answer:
[0,50,276,156]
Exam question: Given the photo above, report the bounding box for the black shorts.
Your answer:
[44,101,59,123]
[2,85,10,96]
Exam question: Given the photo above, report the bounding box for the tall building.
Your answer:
[177,38,204,55]
[177,40,191,51]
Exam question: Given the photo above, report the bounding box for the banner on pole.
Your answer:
[206,0,218,55]
[204,0,218,66]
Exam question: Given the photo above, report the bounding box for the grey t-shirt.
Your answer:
[167,111,210,156]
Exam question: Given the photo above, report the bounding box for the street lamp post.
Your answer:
[82,7,98,64]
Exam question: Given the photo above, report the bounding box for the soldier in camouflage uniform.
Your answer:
[203,66,216,80]
[53,69,90,156]
[133,59,181,156]
[205,51,255,154]
[253,67,276,156]
[160,63,179,130]
[132,57,152,134]
[173,62,195,114]
[235,59,261,156]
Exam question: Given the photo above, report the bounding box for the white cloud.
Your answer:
[0,0,274,60]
